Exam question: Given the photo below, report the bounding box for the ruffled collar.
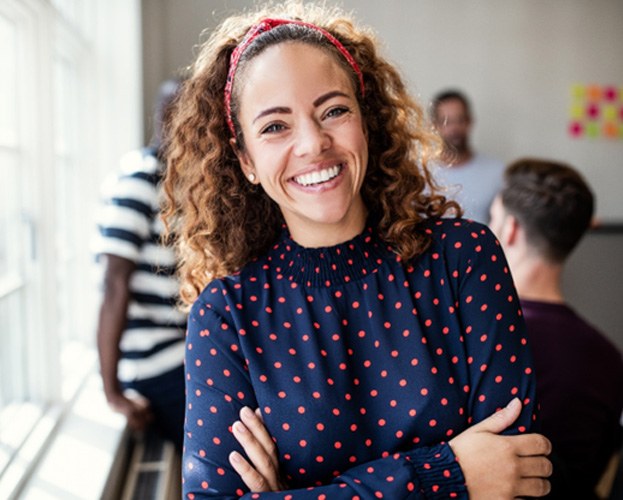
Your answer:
[266,223,396,287]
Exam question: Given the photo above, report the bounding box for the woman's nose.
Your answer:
[292,119,331,157]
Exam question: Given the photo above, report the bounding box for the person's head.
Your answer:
[149,78,183,154]
[227,20,369,247]
[430,90,472,154]
[163,1,459,304]
[489,158,594,264]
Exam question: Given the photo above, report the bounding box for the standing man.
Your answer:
[431,89,505,224]
[94,79,186,450]
[489,158,623,499]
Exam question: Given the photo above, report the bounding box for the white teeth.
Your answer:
[294,165,341,186]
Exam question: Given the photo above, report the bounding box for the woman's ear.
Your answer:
[229,138,256,182]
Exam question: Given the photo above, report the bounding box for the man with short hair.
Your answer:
[489,158,623,499]
[431,89,505,224]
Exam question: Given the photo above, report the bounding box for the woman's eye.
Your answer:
[261,123,285,134]
[325,106,349,118]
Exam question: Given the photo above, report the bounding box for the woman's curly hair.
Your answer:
[162,1,460,306]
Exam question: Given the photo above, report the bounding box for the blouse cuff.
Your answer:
[405,442,467,498]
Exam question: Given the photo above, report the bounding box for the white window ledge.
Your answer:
[0,372,129,500]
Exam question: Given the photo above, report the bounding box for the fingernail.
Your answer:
[241,406,254,419]
[233,420,247,433]
[230,451,242,463]
[506,397,520,410]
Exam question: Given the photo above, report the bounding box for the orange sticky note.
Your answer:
[603,122,618,138]
[586,85,602,101]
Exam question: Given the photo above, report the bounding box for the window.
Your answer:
[0,0,142,495]
[53,7,94,398]
[0,0,39,415]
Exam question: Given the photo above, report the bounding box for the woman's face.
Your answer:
[233,42,368,247]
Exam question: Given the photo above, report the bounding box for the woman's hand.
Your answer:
[449,398,553,499]
[229,406,287,492]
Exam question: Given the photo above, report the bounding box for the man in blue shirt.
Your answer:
[431,89,505,225]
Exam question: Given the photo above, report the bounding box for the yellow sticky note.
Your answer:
[603,105,617,120]
[570,103,584,119]
[570,84,585,101]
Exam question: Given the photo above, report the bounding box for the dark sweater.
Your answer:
[522,300,623,499]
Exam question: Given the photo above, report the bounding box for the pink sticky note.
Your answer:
[569,121,584,137]
[603,86,618,102]
[587,103,600,119]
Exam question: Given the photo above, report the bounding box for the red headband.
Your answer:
[224,18,365,137]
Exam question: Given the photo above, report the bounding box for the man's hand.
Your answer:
[108,390,154,432]
[449,398,553,499]
[229,407,287,492]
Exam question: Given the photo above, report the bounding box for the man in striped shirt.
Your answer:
[94,80,185,450]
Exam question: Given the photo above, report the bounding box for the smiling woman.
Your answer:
[162,2,553,499]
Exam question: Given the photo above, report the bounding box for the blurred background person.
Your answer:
[93,78,186,450]
[489,158,623,499]
[431,89,505,225]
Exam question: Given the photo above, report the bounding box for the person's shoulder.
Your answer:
[101,148,162,198]
[471,153,505,171]
[190,256,270,313]
[420,216,493,240]
[118,147,162,181]
[190,275,236,320]
[567,307,623,362]
[525,300,622,363]
[419,217,500,259]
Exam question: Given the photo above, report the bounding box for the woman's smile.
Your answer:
[291,163,343,187]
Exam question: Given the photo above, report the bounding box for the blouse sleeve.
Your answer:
[183,302,468,499]
[449,222,537,432]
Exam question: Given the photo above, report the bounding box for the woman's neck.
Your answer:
[285,200,368,248]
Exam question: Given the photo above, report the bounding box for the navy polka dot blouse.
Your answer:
[183,218,537,499]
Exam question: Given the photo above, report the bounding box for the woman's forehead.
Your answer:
[237,42,355,104]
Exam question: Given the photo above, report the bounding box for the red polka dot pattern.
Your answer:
[183,219,536,498]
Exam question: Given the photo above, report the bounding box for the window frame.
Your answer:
[0,0,143,495]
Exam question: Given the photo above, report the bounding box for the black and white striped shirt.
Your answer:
[94,148,185,382]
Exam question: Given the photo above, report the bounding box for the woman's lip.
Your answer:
[289,161,345,179]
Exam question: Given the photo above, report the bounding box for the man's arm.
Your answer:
[96,253,153,430]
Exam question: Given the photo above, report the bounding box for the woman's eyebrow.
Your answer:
[253,106,291,124]
[313,90,349,107]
